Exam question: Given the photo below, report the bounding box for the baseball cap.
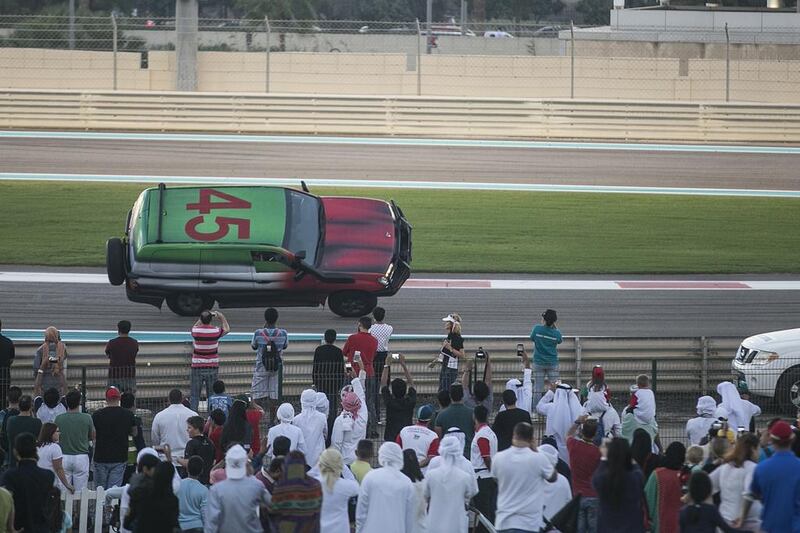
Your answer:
[769,420,793,442]
[442,314,459,324]
[417,404,433,421]
[105,387,121,401]
[225,444,248,480]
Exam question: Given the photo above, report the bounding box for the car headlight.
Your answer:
[751,350,780,364]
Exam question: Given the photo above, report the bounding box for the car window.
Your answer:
[284,190,321,265]
[252,251,292,273]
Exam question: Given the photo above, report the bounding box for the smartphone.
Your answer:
[516,343,524,356]
[391,353,400,361]
[354,351,362,363]
[345,362,353,371]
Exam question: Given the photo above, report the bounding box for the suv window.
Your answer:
[252,251,292,273]
[284,190,321,265]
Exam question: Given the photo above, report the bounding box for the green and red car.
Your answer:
[106,184,412,317]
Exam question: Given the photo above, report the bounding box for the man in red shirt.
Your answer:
[343,317,378,437]
[105,320,138,393]
[566,414,601,533]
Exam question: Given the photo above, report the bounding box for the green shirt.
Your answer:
[434,403,474,457]
[55,412,94,455]
[530,324,563,366]
[0,487,11,533]
[350,460,372,484]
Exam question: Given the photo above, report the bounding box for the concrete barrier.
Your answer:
[2,89,800,142]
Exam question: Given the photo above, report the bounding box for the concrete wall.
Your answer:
[1,48,798,103]
[610,9,800,31]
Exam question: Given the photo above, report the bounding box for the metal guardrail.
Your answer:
[2,89,800,142]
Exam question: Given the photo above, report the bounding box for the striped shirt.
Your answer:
[191,324,225,367]
[369,323,393,352]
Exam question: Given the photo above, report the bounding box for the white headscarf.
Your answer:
[315,392,329,416]
[438,435,462,471]
[633,389,656,425]
[505,378,531,413]
[445,427,466,450]
[538,444,559,468]
[300,389,317,413]
[716,382,748,429]
[277,402,295,423]
[585,389,609,416]
[378,442,404,470]
[696,395,717,417]
[545,384,583,440]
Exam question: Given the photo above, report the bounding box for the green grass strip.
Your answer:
[1,181,798,273]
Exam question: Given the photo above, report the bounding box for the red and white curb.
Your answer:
[1,272,800,291]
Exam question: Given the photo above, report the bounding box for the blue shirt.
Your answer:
[208,394,232,415]
[530,324,563,366]
[750,450,800,533]
[177,477,208,530]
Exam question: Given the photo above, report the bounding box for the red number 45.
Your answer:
[185,189,252,241]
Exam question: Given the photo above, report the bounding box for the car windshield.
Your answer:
[284,190,321,265]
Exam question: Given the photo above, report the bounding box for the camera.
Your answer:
[475,347,488,360]
[48,354,58,363]
[516,343,524,356]
[345,362,353,371]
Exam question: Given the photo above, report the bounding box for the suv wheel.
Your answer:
[775,366,800,412]
[166,293,215,316]
[328,291,378,318]
[106,238,126,286]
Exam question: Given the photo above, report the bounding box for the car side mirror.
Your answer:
[295,250,307,261]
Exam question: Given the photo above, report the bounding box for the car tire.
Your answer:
[775,366,800,413]
[328,291,378,318]
[106,238,126,286]
[166,293,215,317]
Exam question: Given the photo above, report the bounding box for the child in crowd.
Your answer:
[207,380,232,416]
[679,471,747,533]
[621,375,659,446]
[686,445,705,473]
[350,439,373,484]
[207,409,226,463]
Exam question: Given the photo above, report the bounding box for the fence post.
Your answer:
[80,366,87,411]
[701,336,709,394]
[570,21,575,99]
[68,0,76,50]
[574,336,582,388]
[265,16,271,93]
[416,19,422,96]
[724,23,730,102]
[111,14,118,90]
[651,360,658,394]
[426,0,433,54]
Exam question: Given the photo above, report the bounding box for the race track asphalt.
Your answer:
[1,137,800,190]
[1,270,798,337]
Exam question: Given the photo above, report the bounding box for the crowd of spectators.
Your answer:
[0,309,798,533]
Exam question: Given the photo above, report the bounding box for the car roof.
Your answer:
[137,185,290,248]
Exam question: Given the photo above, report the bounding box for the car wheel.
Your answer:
[775,366,800,413]
[106,238,126,286]
[328,291,378,318]
[166,293,215,317]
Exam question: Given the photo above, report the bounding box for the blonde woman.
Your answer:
[34,327,67,396]
[312,448,359,533]
[430,314,465,392]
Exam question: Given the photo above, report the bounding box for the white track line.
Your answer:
[2,272,800,290]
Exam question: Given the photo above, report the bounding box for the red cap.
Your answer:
[105,387,121,401]
[769,420,793,442]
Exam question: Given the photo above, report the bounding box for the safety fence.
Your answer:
[3,89,800,142]
[8,334,796,446]
[1,16,800,102]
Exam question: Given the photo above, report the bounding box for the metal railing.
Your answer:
[1,16,799,102]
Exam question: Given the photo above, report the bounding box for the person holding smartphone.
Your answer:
[431,314,465,393]
[530,309,563,407]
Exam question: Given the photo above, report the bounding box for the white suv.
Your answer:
[732,328,800,412]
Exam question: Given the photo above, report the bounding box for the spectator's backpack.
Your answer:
[259,328,282,372]
[592,411,607,446]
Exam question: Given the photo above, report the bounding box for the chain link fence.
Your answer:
[1,15,799,102]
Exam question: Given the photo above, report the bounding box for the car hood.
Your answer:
[319,197,395,273]
[742,328,800,353]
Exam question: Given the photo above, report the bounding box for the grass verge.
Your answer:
[0,181,798,273]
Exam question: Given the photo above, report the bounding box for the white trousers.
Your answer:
[62,454,90,492]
